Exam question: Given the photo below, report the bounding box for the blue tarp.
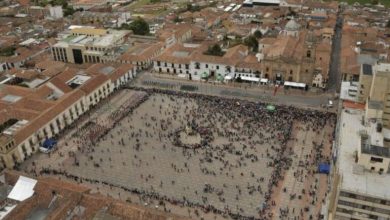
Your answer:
[318,163,330,174]
[42,138,57,149]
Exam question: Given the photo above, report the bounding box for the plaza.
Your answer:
[21,89,336,220]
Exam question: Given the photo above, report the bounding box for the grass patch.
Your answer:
[339,0,390,7]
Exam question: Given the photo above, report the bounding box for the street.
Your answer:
[327,13,343,93]
[130,71,336,111]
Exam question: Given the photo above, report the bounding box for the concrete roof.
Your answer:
[338,110,390,199]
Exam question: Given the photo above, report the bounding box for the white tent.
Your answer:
[260,78,268,83]
[224,75,233,80]
[284,81,305,88]
[7,176,37,202]
[241,76,260,82]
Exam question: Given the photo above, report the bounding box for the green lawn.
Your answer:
[339,0,390,7]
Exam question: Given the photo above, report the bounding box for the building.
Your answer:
[328,60,390,220]
[243,0,281,7]
[357,63,390,132]
[0,44,50,72]
[48,5,63,19]
[119,42,164,71]
[70,0,110,10]
[327,107,390,220]
[72,11,130,28]
[259,19,331,88]
[50,27,130,64]
[0,170,189,220]
[0,63,135,169]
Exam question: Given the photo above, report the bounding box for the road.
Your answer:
[130,72,336,111]
[327,12,343,93]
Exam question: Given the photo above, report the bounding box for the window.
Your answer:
[370,157,383,163]
[305,69,308,73]
[306,50,311,58]
[216,65,219,70]
[266,67,269,72]
[157,61,161,66]
[206,64,208,68]
[185,64,189,69]
[226,66,231,72]
[195,62,200,69]
[290,70,293,75]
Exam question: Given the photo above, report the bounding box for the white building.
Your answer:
[327,109,390,220]
[51,27,130,64]
[153,43,262,82]
[48,5,63,19]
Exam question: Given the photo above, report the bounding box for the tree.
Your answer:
[204,44,224,56]
[371,0,379,5]
[0,46,16,56]
[173,16,182,23]
[121,17,150,35]
[386,20,390,28]
[244,35,259,52]
[253,30,262,39]
[186,3,201,12]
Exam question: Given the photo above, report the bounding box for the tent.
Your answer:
[266,105,275,111]
[216,74,224,81]
[42,138,57,150]
[40,138,57,153]
[201,72,209,79]
[318,163,330,174]
[8,176,37,201]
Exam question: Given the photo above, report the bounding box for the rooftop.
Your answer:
[55,28,129,49]
[339,110,390,199]
[1,95,22,103]
[2,170,190,220]
[362,63,373,75]
[375,63,390,73]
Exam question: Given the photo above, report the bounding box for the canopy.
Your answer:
[8,176,37,201]
[318,163,330,174]
[266,105,275,111]
[42,138,57,149]
[260,78,268,83]
[240,76,260,82]
[201,72,208,78]
[284,81,306,88]
[224,75,233,80]
[216,74,224,81]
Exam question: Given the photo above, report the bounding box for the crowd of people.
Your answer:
[25,87,336,220]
